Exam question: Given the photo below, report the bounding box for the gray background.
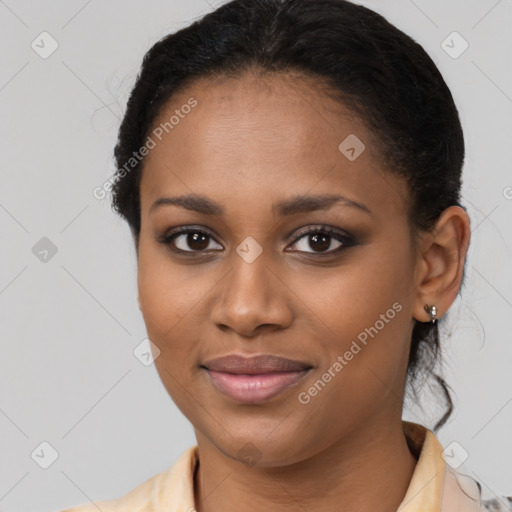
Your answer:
[0,0,511,510]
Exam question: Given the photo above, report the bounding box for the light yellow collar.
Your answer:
[397,420,445,511]
[163,421,454,511]
[79,420,487,511]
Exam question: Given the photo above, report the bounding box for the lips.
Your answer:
[201,354,313,404]
[201,354,312,374]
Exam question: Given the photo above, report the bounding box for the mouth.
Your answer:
[200,353,313,404]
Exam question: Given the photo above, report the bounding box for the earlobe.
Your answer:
[412,206,471,323]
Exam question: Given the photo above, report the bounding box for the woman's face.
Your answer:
[137,71,421,465]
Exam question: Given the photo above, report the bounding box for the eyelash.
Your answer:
[157,225,356,257]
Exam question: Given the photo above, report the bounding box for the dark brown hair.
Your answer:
[110,0,467,432]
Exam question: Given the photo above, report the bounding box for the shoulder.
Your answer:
[443,464,512,512]
[481,495,512,511]
[59,446,198,512]
[59,469,168,512]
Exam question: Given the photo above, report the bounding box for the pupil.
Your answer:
[188,232,208,250]
[310,233,330,252]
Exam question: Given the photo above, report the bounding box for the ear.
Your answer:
[412,206,471,323]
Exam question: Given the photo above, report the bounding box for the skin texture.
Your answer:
[136,71,471,512]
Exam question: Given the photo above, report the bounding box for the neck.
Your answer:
[193,418,418,512]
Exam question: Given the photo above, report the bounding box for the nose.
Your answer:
[210,253,293,338]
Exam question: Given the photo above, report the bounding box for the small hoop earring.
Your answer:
[424,304,438,324]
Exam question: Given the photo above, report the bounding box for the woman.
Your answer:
[63,0,511,510]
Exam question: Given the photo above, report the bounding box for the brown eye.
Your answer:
[287,227,355,255]
[158,227,223,253]
[176,231,210,251]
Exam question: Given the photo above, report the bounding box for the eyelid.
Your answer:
[288,224,352,243]
[157,225,223,253]
[286,224,355,255]
[158,224,355,255]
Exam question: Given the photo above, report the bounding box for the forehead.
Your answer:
[139,71,409,220]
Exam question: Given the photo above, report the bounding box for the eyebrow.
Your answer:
[149,193,373,217]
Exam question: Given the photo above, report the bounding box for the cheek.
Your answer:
[136,242,218,387]
[304,239,413,340]
[137,242,202,337]
[302,234,414,393]
[137,254,202,411]
[137,255,192,388]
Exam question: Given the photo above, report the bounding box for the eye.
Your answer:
[157,227,223,253]
[287,226,355,255]
[157,225,355,257]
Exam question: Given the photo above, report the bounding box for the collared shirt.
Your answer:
[61,421,511,512]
